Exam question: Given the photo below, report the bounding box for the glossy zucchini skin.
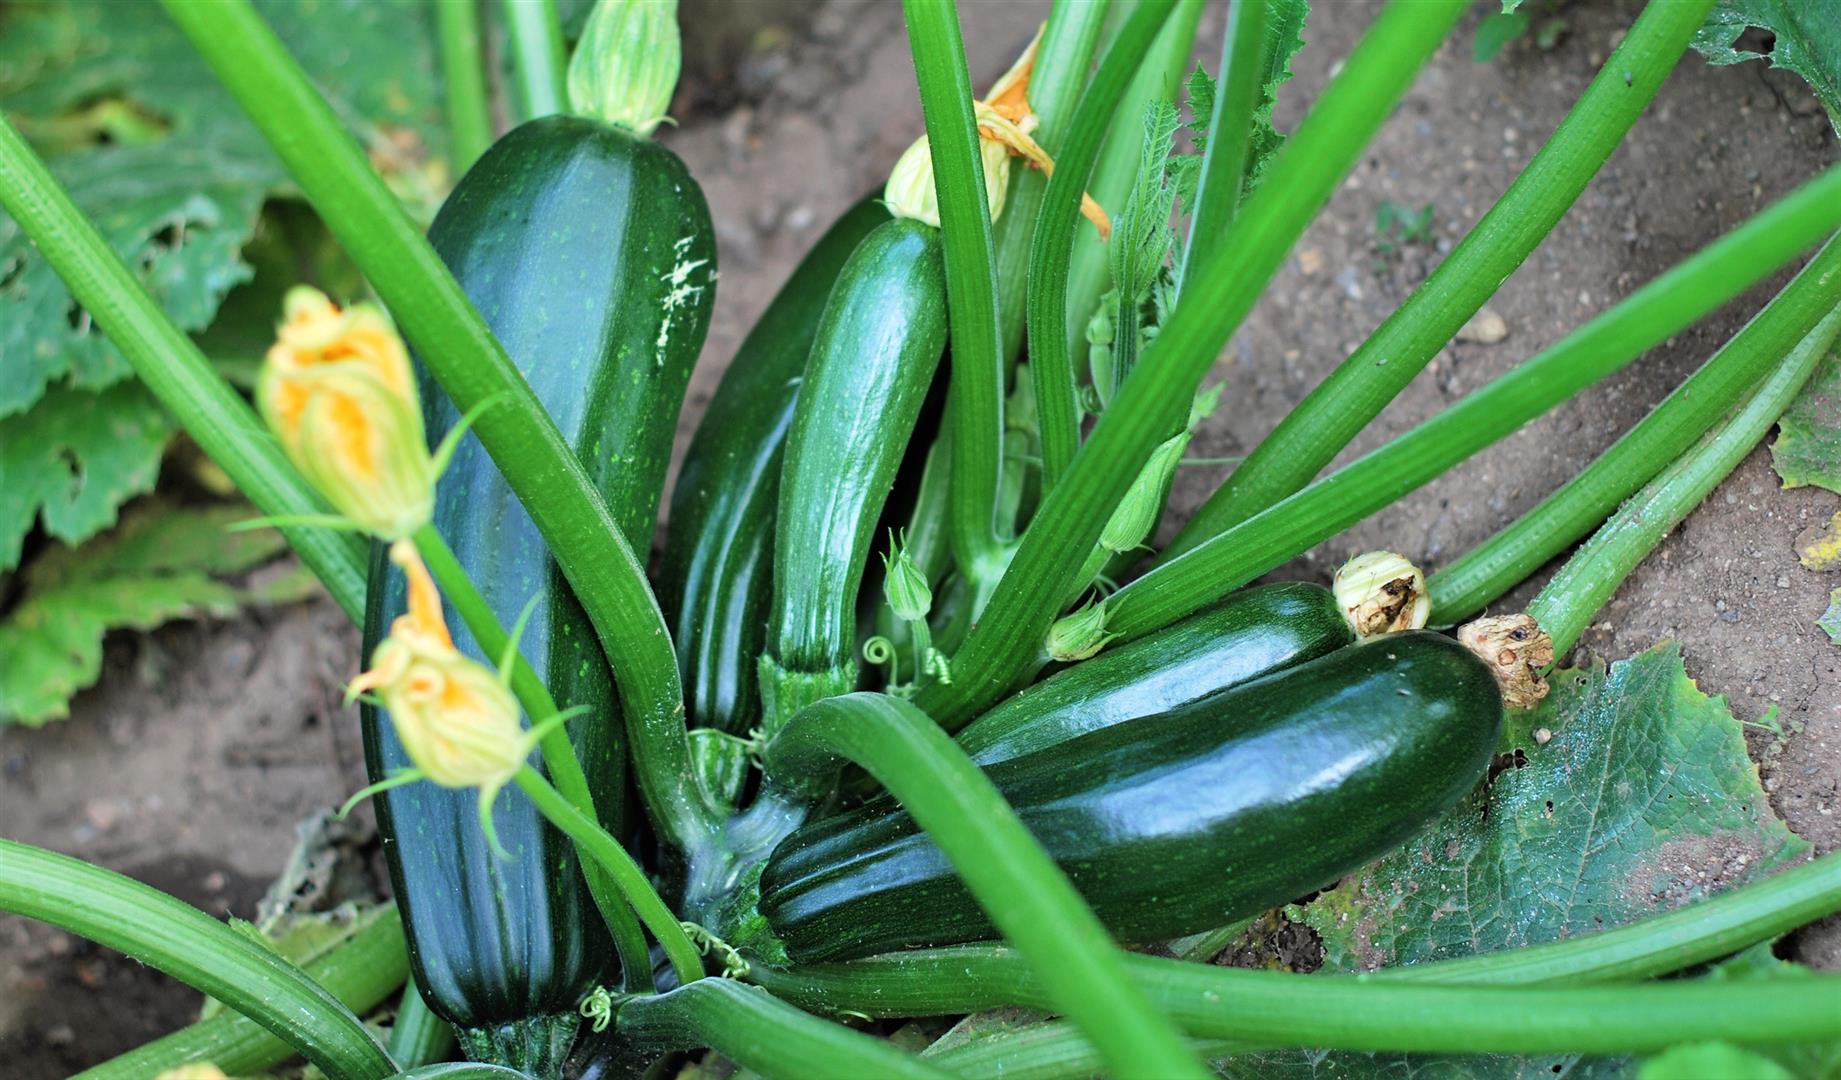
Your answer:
[761,217,947,719]
[759,632,1503,962]
[661,198,889,735]
[956,582,1352,765]
[363,116,715,1062]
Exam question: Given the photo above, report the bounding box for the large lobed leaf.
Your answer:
[0,0,448,565]
[1222,642,1809,1078]
[0,501,316,726]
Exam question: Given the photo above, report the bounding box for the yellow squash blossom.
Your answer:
[257,286,435,540]
[347,540,534,853]
[886,27,1110,237]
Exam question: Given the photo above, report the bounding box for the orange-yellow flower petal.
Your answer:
[257,287,435,540]
[883,27,1108,237]
[352,542,527,795]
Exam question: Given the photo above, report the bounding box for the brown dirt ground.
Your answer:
[3,0,1837,1072]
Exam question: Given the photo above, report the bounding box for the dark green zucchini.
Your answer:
[758,216,948,732]
[758,632,1502,962]
[364,114,715,1070]
[956,581,1352,765]
[661,198,888,735]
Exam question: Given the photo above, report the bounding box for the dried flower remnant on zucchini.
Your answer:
[1334,550,1431,637]
[1458,613,1555,709]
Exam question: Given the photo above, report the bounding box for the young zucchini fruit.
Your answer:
[758,216,949,732]
[661,198,889,736]
[364,114,715,1068]
[956,581,1353,765]
[757,632,1503,962]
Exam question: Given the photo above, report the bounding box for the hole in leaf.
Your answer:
[0,254,24,291]
[40,92,174,152]
[65,302,91,335]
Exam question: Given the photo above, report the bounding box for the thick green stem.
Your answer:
[436,0,494,171]
[1030,0,1179,493]
[766,693,1207,1079]
[1431,234,1841,622]
[754,946,1841,1054]
[513,766,705,987]
[386,980,456,1070]
[411,526,652,987]
[160,0,711,855]
[502,0,569,121]
[1174,0,1265,294]
[919,0,1469,727]
[0,117,368,621]
[1064,0,1204,368]
[1094,164,1841,649]
[990,0,1107,369]
[76,907,408,1079]
[902,0,1008,579]
[0,839,395,1080]
[1165,0,1716,558]
[617,978,951,1079]
[1529,306,1841,656]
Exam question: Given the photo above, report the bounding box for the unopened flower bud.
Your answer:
[351,542,528,798]
[882,533,933,622]
[568,0,681,136]
[257,287,434,540]
[1100,430,1189,554]
[1047,598,1114,662]
[1332,550,1430,638]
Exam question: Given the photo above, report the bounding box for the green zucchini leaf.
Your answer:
[0,381,172,569]
[1221,641,1807,1079]
[1688,943,1841,1077]
[0,0,448,566]
[1820,589,1841,645]
[1640,1043,1793,1080]
[0,500,318,726]
[1769,341,1841,494]
[1692,0,1841,135]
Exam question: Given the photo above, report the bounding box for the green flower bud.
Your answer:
[1046,598,1114,662]
[881,532,933,622]
[567,0,681,137]
[1099,430,1190,555]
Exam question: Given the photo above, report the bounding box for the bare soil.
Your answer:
[3,1,1837,1073]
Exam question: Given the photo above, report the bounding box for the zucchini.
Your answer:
[955,581,1353,765]
[758,632,1503,962]
[661,198,888,735]
[758,216,948,731]
[364,114,715,1069]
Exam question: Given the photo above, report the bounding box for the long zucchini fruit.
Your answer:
[758,632,1503,962]
[661,198,889,736]
[956,581,1353,765]
[363,114,715,1069]
[757,216,948,732]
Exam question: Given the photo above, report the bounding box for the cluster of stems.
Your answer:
[5,0,1841,1077]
